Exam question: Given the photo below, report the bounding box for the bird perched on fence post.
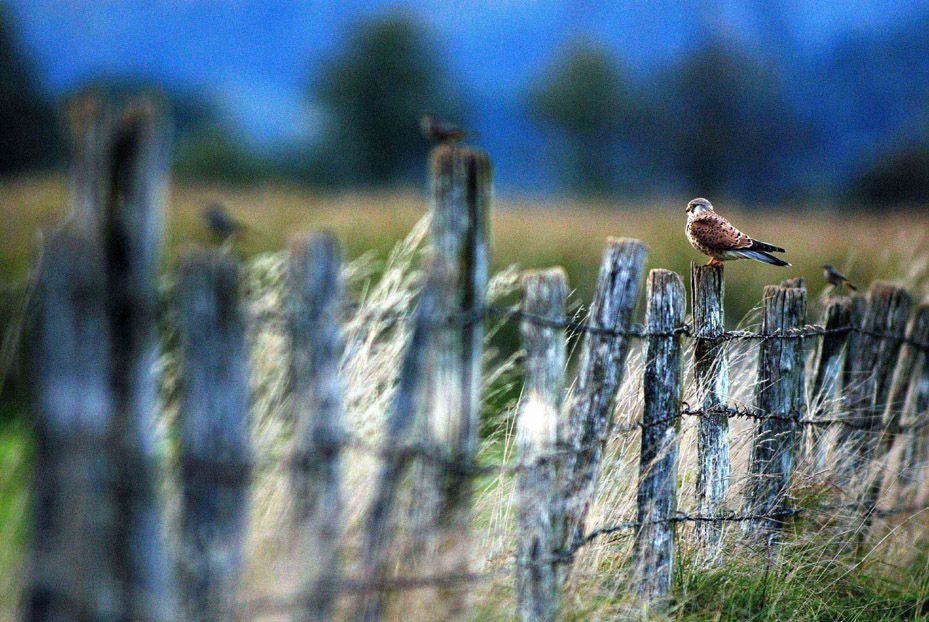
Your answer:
[685,198,791,267]
[202,202,247,242]
[419,113,469,144]
[822,264,857,292]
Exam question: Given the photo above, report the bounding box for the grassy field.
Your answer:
[2,174,929,619]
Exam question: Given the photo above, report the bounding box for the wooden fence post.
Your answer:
[690,263,729,560]
[633,269,685,604]
[357,276,440,622]
[28,233,121,621]
[563,238,648,551]
[834,284,911,484]
[743,285,806,541]
[65,93,114,234]
[176,252,251,622]
[515,269,568,622]
[897,301,929,505]
[805,296,852,467]
[287,233,345,621]
[861,300,929,528]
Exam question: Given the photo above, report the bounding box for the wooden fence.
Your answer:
[26,97,929,621]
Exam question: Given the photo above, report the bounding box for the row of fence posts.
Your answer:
[28,95,929,622]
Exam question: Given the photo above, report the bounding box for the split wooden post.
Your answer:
[834,284,912,483]
[861,301,929,525]
[690,263,729,560]
[897,302,929,504]
[805,296,852,467]
[28,233,121,621]
[633,269,685,604]
[743,285,807,541]
[175,252,251,622]
[287,234,346,621]
[515,269,568,622]
[563,238,648,551]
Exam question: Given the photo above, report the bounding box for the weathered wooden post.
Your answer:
[515,269,568,622]
[834,284,911,485]
[633,269,685,604]
[690,263,729,560]
[743,285,806,541]
[357,276,440,622]
[287,233,345,621]
[176,251,251,622]
[66,93,114,233]
[897,304,929,504]
[805,296,852,467]
[562,238,648,551]
[861,300,929,528]
[28,233,121,621]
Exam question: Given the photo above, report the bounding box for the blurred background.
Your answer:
[0,0,927,200]
[1,0,929,410]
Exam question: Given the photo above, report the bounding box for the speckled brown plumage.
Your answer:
[684,198,790,267]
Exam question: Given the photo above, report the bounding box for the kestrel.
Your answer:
[822,264,857,291]
[419,113,468,144]
[685,198,790,267]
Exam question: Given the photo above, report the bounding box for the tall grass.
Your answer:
[146,215,929,621]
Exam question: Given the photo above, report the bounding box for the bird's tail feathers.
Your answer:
[737,250,791,267]
[748,239,787,253]
[846,281,858,291]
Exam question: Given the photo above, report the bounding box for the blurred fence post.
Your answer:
[287,233,345,621]
[28,233,121,621]
[101,98,176,622]
[357,277,440,622]
[897,301,929,505]
[805,296,852,467]
[633,269,685,605]
[563,238,648,553]
[515,269,568,622]
[176,251,251,622]
[743,285,806,542]
[690,263,729,561]
[65,94,114,235]
[414,145,491,616]
[834,284,911,488]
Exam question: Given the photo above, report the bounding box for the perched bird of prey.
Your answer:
[822,264,857,291]
[685,198,791,267]
[419,113,468,144]
[202,202,246,241]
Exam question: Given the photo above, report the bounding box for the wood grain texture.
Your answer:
[515,269,568,622]
[691,263,730,560]
[743,285,806,541]
[633,269,685,604]
[562,238,648,553]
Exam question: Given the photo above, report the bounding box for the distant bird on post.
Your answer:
[685,197,791,267]
[822,264,857,292]
[419,113,468,144]
[202,202,247,242]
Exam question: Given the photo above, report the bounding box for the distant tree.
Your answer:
[528,40,647,195]
[851,142,929,205]
[314,13,464,185]
[0,6,59,174]
[660,42,813,201]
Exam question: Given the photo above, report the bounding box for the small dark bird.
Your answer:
[822,264,857,291]
[419,113,468,144]
[202,202,247,241]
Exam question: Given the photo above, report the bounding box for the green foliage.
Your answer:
[528,39,648,195]
[0,5,59,174]
[313,12,465,185]
[659,42,814,200]
[852,141,929,205]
